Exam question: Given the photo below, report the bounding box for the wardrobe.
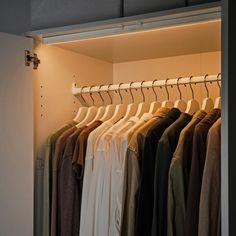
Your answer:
[0,1,233,236]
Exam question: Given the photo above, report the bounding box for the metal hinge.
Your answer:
[25,50,40,70]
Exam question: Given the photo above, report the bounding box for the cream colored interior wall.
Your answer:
[113,51,221,104]
[33,42,113,156]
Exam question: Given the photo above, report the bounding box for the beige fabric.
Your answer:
[198,118,221,236]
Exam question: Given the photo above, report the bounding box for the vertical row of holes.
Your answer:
[40,85,43,118]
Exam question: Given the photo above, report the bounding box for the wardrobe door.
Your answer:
[0,32,33,236]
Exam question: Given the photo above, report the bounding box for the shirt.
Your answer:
[130,108,170,168]
[58,128,83,236]
[185,108,221,236]
[98,117,139,236]
[42,122,76,236]
[122,108,169,236]
[74,120,103,177]
[71,121,102,234]
[51,126,77,236]
[119,113,154,236]
[151,113,192,236]
[198,118,221,236]
[109,117,141,236]
[136,108,181,236]
[79,121,113,236]
[167,110,206,236]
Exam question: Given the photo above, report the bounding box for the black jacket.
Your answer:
[135,108,181,236]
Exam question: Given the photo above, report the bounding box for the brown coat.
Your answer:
[198,118,221,236]
[185,109,221,236]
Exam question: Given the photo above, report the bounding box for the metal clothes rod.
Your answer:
[72,74,221,95]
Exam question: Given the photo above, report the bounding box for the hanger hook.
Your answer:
[165,78,170,100]
[98,84,105,106]
[152,79,158,101]
[189,76,195,99]
[204,74,210,97]
[80,86,88,106]
[129,82,135,103]
[115,83,124,104]
[89,85,95,106]
[140,81,146,102]
[107,84,113,104]
[217,73,221,95]
[176,77,182,100]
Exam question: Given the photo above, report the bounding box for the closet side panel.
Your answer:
[0,33,33,236]
[33,43,113,155]
[113,51,221,104]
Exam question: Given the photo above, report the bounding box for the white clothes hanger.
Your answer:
[73,86,88,123]
[185,76,200,115]
[174,77,187,112]
[161,78,174,108]
[214,73,221,109]
[73,107,88,123]
[100,84,116,122]
[122,82,138,120]
[107,83,127,124]
[148,79,161,114]
[134,81,150,118]
[76,85,98,128]
[87,85,106,125]
[201,74,214,112]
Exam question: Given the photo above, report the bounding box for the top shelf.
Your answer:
[28,2,221,63]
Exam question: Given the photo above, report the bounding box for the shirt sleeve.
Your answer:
[121,147,140,236]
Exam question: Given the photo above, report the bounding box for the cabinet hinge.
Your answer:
[25,50,40,70]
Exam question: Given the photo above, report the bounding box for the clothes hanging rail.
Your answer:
[72,74,221,95]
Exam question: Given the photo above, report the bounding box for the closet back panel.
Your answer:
[0,33,33,236]
[33,42,113,157]
[113,51,221,104]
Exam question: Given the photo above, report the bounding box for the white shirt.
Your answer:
[79,121,113,236]
[96,118,139,236]
[111,113,153,236]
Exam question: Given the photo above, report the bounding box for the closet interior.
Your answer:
[33,19,221,154]
[31,3,222,236]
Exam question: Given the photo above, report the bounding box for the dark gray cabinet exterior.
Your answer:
[31,0,122,30]
[0,0,30,35]
[188,0,220,5]
[124,0,186,16]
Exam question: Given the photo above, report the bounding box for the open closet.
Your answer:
[0,1,230,236]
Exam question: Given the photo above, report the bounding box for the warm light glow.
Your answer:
[44,19,221,45]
